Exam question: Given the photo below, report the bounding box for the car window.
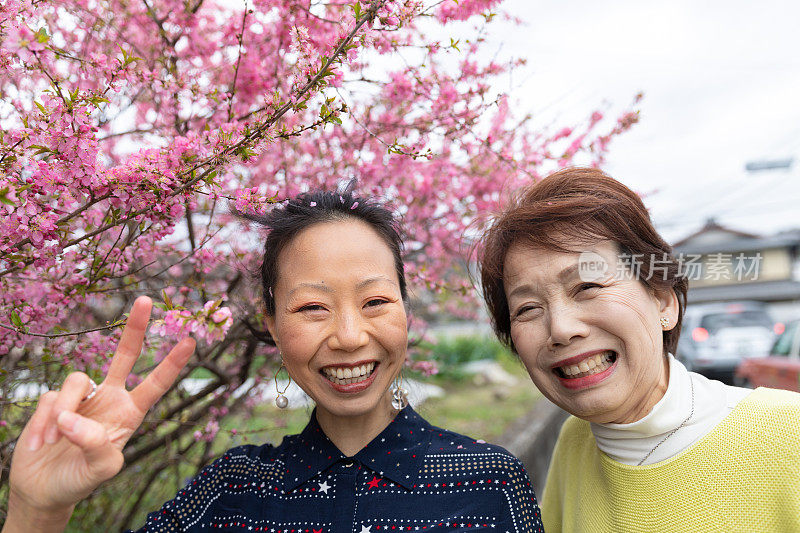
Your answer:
[771,323,799,357]
[699,311,772,332]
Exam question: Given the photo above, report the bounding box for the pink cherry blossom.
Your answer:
[0,0,637,515]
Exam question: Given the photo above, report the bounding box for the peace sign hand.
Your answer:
[5,296,195,530]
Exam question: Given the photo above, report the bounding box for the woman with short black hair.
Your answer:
[5,186,543,533]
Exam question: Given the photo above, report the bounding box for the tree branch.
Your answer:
[0,319,126,338]
[227,1,250,121]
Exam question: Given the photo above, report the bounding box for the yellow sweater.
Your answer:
[542,387,800,532]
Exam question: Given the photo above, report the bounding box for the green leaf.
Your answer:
[35,27,50,44]
[162,289,173,310]
[10,310,27,333]
[30,144,51,156]
[350,2,362,19]
[116,44,142,67]
[125,53,143,67]
[235,146,256,160]
[0,187,14,206]
[34,101,47,114]
[202,169,218,187]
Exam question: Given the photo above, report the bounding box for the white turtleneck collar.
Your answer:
[590,354,752,465]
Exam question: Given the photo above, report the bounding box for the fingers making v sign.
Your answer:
[5,296,196,531]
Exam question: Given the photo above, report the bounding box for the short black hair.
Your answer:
[238,184,407,345]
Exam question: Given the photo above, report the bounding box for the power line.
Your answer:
[652,165,799,227]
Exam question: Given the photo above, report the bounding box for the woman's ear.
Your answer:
[265,315,279,347]
[654,287,679,331]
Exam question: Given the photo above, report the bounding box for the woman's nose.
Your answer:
[546,304,589,349]
[327,309,370,352]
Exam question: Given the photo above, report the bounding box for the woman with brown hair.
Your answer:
[479,168,800,532]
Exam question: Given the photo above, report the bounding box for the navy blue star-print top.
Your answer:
[132,406,543,532]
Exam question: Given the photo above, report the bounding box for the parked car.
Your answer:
[676,301,778,384]
[735,319,800,392]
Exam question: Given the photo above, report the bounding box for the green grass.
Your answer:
[417,334,516,379]
[416,351,541,443]
[218,402,315,447]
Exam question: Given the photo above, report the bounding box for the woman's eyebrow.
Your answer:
[507,283,538,299]
[287,282,333,298]
[557,264,580,281]
[287,278,396,297]
[356,276,396,289]
[507,265,581,299]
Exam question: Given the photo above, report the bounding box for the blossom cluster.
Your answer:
[151,300,234,345]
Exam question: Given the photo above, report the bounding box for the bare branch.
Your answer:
[0,319,126,338]
[227,1,250,121]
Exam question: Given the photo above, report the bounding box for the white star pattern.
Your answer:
[138,411,542,532]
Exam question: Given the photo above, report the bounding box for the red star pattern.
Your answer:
[141,410,543,532]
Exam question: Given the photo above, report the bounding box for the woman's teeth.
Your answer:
[323,362,376,385]
[557,351,615,379]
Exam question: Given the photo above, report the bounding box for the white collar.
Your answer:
[590,354,750,465]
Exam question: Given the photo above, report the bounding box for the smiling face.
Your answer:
[503,239,679,424]
[265,218,408,423]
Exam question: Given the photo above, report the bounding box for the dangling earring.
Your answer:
[391,374,408,410]
[274,358,291,409]
[660,316,670,330]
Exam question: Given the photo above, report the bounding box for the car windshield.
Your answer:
[699,311,772,333]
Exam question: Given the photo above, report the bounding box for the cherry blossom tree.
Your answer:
[0,0,638,525]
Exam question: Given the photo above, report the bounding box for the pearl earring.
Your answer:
[660,316,670,330]
[391,374,408,410]
[274,358,290,409]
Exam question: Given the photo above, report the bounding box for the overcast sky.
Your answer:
[480,0,800,242]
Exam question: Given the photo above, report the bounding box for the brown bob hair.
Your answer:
[479,167,688,356]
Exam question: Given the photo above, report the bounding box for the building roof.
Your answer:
[673,225,800,255]
[672,219,760,248]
